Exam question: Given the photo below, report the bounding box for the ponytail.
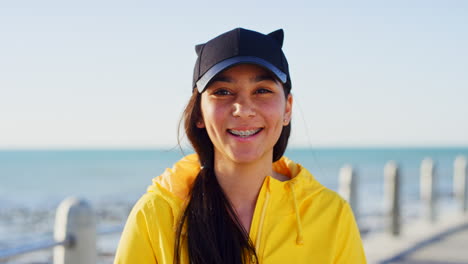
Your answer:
[174,165,257,264]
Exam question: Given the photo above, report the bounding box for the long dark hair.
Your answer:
[175,78,292,264]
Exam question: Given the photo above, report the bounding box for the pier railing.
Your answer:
[1,156,466,263]
[339,155,467,237]
[0,197,123,263]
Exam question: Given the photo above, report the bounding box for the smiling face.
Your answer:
[197,64,292,166]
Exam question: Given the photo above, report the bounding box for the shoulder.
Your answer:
[114,193,170,262]
[122,177,187,237]
[291,166,356,226]
[131,191,172,216]
[299,182,351,223]
[296,179,366,262]
[129,187,184,227]
[119,193,172,245]
[306,186,365,262]
[314,187,348,211]
[290,165,347,210]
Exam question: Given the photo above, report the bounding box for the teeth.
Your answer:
[229,128,261,137]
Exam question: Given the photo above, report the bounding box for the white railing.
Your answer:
[339,156,467,237]
[0,237,72,261]
[0,197,123,263]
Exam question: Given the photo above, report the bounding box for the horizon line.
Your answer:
[1,144,468,152]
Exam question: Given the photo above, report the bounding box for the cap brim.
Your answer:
[196,56,287,93]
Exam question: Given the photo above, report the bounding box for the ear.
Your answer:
[196,120,205,128]
[195,44,205,56]
[283,93,293,126]
[268,29,284,47]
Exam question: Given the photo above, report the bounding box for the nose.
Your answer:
[232,95,256,118]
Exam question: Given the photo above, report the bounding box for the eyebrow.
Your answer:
[210,74,277,84]
[252,75,277,83]
[210,76,233,83]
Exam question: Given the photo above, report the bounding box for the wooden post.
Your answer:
[420,158,437,223]
[384,161,400,236]
[339,165,358,219]
[53,197,96,264]
[454,156,467,213]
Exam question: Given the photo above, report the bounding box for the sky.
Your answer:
[1,0,467,149]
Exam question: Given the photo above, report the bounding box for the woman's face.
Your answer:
[198,64,292,165]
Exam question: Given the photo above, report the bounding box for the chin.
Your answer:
[226,149,272,165]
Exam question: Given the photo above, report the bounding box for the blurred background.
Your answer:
[1,0,467,263]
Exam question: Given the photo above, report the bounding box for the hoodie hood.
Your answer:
[148,153,325,201]
[148,154,201,201]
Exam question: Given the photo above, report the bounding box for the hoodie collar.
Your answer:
[150,153,323,200]
[149,153,325,246]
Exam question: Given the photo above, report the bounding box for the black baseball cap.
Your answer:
[192,28,290,93]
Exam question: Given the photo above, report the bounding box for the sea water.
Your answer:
[1,147,467,258]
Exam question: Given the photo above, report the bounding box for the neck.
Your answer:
[213,153,273,229]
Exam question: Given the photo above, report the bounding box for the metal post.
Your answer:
[339,165,358,219]
[454,156,467,213]
[420,158,437,223]
[53,197,96,264]
[384,161,400,236]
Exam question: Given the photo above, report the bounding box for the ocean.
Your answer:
[1,147,467,262]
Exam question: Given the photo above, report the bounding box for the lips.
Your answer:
[227,128,263,138]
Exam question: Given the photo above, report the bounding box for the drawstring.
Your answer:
[290,182,304,245]
[253,179,304,264]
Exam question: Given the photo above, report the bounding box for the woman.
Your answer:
[114,28,366,264]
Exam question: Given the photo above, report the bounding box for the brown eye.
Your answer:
[213,89,232,96]
[255,88,273,94]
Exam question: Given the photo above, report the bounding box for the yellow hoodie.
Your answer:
[114,154,367,263]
